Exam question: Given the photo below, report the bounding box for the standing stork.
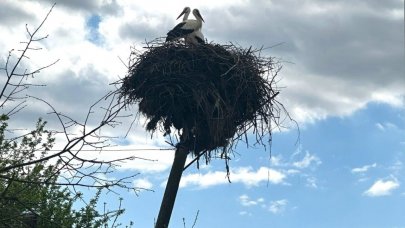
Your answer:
[175,7,205,45]
[166,8,205,43]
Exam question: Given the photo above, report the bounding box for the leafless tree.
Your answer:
[0,4,149,226]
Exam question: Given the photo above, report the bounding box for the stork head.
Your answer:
[193,9,205,22]
[176,6,191,20]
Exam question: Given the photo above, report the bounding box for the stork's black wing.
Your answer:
[166,22,194,42]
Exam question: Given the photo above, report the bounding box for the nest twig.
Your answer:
[120,38,290,166]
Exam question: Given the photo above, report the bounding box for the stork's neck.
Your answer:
[197,19,203,30]
[183,11,190,21]
[193,14,203,30]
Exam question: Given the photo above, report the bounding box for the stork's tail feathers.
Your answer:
[165,36,175,42]
[195,36,205,44]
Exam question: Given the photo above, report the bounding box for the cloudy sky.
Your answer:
[0,0,404,227]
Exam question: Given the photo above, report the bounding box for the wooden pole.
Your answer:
[155,144,189,228]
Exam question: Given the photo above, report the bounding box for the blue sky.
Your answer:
[109,102,404,228]
[0,0,404,227]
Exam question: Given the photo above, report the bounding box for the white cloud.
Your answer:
[238,194,264,207]
[375,122,399,131]
[286,169,300,175]
[238,195,289,215]
[351,163,377,174]
[306,176,318,189]
[103,149,175,173]
[357,177,370,183]
[364,178,400,197]
[270,155,284,167]
[371,92,404,107]
[375,123,385,131]
[133,178,153,190]
[268,199,288,214]
[179,167,286,189]
[271,151,321,170]
[292,152,322,169]
[269,151,322,189]
[389,160,403,174]
[239,211,252,216]
[66,121,177,174]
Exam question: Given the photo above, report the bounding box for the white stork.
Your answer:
[166,8,205,44]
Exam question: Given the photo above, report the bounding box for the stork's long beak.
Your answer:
[196,11,205,22]
[176,9,187,20]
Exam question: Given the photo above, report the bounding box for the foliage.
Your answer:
[0,114,129,227]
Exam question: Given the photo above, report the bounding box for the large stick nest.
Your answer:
[120,39,285,158]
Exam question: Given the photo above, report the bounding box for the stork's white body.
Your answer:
[185,30,205,45]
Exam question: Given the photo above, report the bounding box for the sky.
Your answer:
[0,0,404,227]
